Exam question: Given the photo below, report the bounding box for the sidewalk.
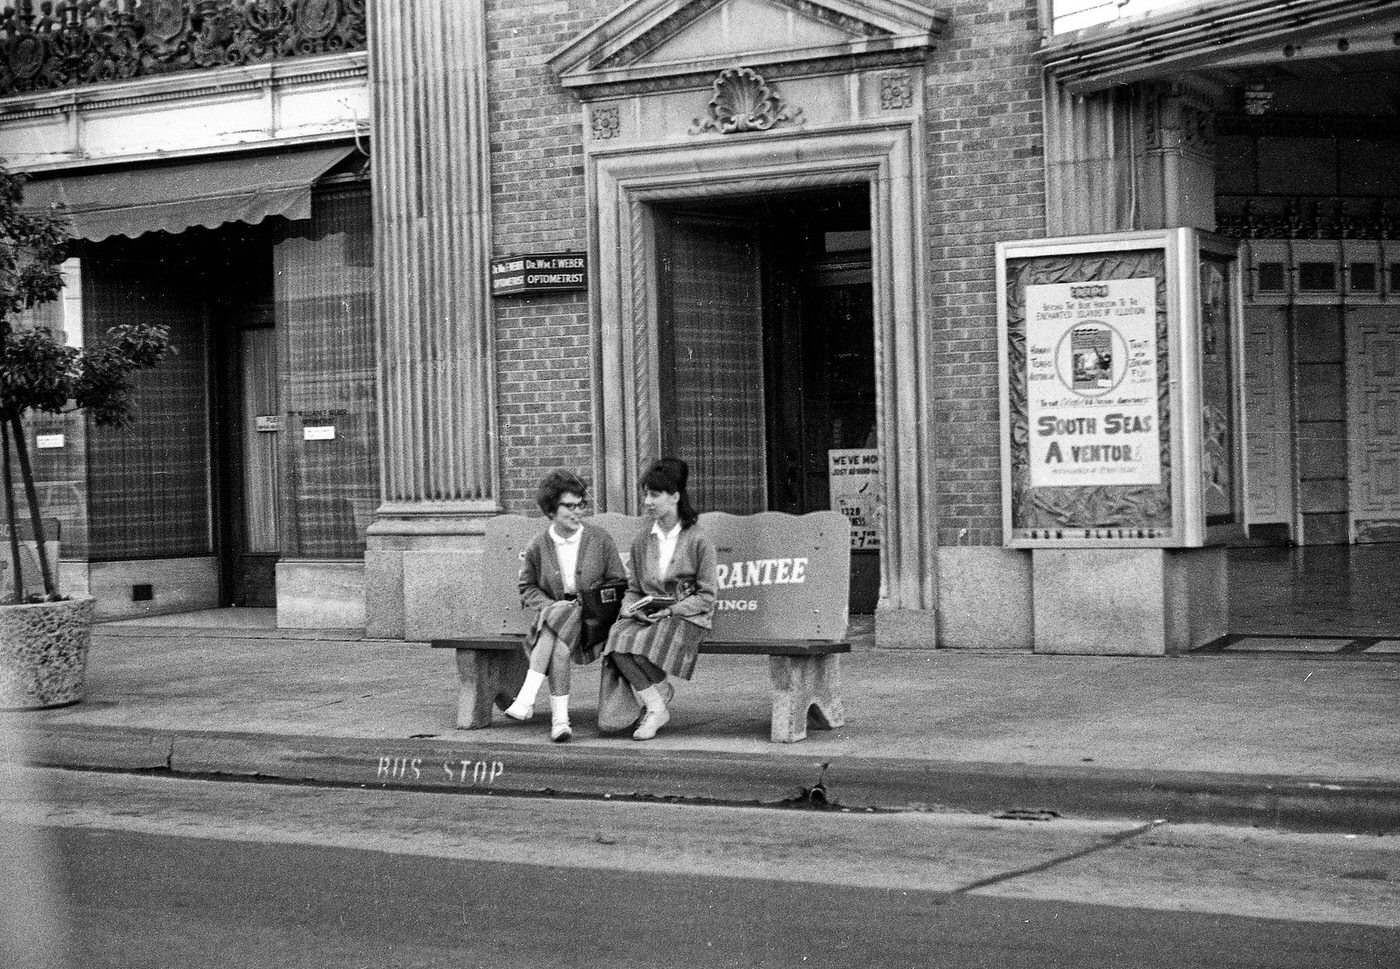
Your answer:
[4,610,1399,833]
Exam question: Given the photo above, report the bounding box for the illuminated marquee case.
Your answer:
[996,229,1246,549]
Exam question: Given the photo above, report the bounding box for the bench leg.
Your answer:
[767,654,845,743]
[454,648,529,729]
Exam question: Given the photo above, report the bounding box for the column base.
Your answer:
[874,605,939,650]
[364,513,496,641]
[935,546,1033,650]
[1032,546,1227,656]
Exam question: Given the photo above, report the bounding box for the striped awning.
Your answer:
[21,144,358,242]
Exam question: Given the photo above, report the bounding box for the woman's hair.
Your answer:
[536,469,588,516]
[640,457,698,528]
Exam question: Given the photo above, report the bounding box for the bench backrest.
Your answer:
[477,511,850,642]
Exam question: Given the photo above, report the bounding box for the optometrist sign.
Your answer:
[1026,278,1160,487]
[490,253,588,297]
[997,229,1245,549]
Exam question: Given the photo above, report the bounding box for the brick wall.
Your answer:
[923,0,1046,546]
[484,1,1049,534]
[485,1,611,513]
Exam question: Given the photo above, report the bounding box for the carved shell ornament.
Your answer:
[691,67,804,135]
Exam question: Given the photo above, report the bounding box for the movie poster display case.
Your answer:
[996,229,1245,549]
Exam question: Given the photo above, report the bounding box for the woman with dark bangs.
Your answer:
[603,457,717,740]
[506,469,627,742]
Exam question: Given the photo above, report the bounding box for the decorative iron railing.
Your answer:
[1217,197,1400,241]
[0,0,366,97]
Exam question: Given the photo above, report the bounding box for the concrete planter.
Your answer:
[0,596,95,710]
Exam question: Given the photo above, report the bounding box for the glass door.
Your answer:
[235,324,281,603]
[655,210,767,515]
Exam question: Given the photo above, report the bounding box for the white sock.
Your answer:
[636,684,667,713]
[515,669,546,707]
[549,694,570,724]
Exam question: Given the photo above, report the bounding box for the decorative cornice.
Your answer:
[551,0,944,100]
[559,46,928,102]
[0,50,366,120]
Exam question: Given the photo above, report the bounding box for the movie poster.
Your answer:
[1024,277,1161,488]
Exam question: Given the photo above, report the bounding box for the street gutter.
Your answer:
[9,724,1399,834]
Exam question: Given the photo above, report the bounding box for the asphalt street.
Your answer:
[3,769,1397,968]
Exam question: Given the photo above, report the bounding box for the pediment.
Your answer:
[550,0,945,95]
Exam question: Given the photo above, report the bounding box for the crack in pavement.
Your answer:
[934,818,1168,905]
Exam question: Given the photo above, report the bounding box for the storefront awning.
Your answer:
[21,144,359,242]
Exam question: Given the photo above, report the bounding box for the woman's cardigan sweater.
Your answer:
[622,523,717,629]
[518,522,627,609]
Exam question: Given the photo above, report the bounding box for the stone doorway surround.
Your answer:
[585,123,932,623]
[551,0,945,636]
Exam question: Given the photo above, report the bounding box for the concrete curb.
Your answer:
[11,724,1400,834]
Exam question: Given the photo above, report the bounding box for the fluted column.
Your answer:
[1043,79,1136,235]
[364,1,497,640]
[370,0,497,514]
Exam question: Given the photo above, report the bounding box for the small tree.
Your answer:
[1,166,172,604]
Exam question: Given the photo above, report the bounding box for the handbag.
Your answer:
[578,577,629,650]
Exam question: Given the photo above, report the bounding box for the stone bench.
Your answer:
[431,511,852,743]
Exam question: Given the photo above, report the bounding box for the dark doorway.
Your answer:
[209,231,280,607]
[655,188,879,613]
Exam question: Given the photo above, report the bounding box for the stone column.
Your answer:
[1043,79,1217,236]
[1137,82,1219,233]
[365,1,497,639]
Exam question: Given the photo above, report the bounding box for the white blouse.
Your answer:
[550,524,583,594]
[652,520,682,578]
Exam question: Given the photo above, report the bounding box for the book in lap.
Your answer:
[632,595,677,615]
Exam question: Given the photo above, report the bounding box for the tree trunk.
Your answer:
[8,413,57,600]
[1,418,24,604]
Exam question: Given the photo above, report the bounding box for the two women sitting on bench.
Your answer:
[507,459,718,741]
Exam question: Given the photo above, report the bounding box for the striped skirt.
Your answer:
[603,615,707,680]
[529,599,602,665]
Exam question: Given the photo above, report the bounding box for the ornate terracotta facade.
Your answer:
[0,0,365,95]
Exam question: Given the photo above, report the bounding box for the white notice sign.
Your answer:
[828,448,879,549]
[35,434,65,449]
[1026,278,1160,487]
[303,425,336,441]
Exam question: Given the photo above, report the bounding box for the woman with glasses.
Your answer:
[505,470,627,741]
[602,457,717,741]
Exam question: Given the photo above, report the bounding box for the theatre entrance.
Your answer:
[653,188,879,613]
